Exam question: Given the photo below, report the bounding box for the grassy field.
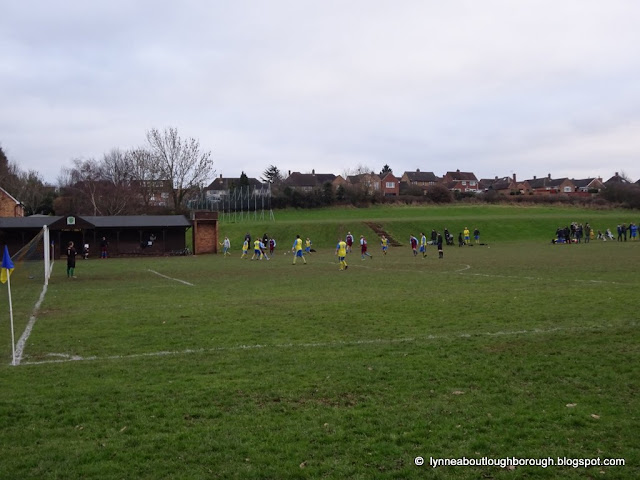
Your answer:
[1,206,639,479]
[217,204,638,247]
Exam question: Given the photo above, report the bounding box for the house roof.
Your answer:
[0,186,21,205]
[283,171,336,187]
[403,171,438,182]
[445,170,477,181]
[207,176,263,190]
[347,173,381,184]
[526,177,552,188]
[489,177,514,190]
[572,178,597,188]
[605,173,630,184]
[548,177,571,188]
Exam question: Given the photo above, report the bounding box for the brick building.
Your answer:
[0,186,25,217]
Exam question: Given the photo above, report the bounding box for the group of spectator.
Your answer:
[614,223,638,241]
[553,222,638,243]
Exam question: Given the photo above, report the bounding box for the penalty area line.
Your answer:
[148,269,194,286]
[20,323,625,366]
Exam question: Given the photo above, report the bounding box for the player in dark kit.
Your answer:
[67,241,78,278]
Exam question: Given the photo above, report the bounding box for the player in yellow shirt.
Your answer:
[241,239,249,259]
[291,235,306,265]
[463,227,470,245]
[336,238,348,270]
[252,239,262,260]
[419,232,428,258]
[305,237,312,254]
[380,235,389,255]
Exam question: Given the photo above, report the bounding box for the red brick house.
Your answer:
[400,170,439,195]
[572,177,604,195]
[380,172,400,196]
[442,169,479,193]
[526,174,575,195]
[0,186,24,217]
[480,174,531,195]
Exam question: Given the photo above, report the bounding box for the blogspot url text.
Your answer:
[414,456,626,469]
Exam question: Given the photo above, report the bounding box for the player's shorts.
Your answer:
[296,250,303,257]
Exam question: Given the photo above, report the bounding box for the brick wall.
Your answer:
[192,211,218,254]
[0,194,23,217]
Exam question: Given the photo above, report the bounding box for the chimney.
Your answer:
[494,176,498,180]
[548,173,551,179]
[533,175,537,180]
[513,173,516,182]
[312,169,315,175]
[615,172,619,176]
[416,168,420,172]
[288,170,291,176]
[219,174,222,179]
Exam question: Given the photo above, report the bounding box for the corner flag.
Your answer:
[1,245,14,284]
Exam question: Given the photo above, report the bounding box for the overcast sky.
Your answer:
[2,0,639,185]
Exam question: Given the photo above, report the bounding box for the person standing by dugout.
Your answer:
[67,241,78,278]
[100,236,109,259]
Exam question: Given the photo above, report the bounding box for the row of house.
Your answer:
[1,170,635,221]
[204,170,636,199]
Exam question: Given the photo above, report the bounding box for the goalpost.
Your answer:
[8,225,53,285]
[3,225,53,365]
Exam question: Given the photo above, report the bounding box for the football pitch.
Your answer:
[1,213,639,479]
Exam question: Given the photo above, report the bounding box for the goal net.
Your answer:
[8,226,52,286]
[2,226,53,364]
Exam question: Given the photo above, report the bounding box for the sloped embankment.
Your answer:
[364,222,402,246]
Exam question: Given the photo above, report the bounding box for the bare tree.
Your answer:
[11,170,54,215]
[66,158,103,215]
[100,148,134,215]
[128,147,162,210]
[145,127,214,211]
[342,163,373,178]
[57,153,133,216]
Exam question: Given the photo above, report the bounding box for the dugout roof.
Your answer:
[0,215,191,230]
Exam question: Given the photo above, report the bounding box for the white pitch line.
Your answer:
[19,323,628,366]
[341,261,633,285]
[13,283,49,366]
[147,269,194,286]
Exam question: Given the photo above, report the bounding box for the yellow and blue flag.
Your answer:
[1,245,14,284]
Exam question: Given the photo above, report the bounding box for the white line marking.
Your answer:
[20,323,630,366]
[147,269,194,286]
[347,260,633,285]
[13,283,49,366]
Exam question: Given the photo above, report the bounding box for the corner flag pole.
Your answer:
[1,245,16,365]
[7,270,15,365]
